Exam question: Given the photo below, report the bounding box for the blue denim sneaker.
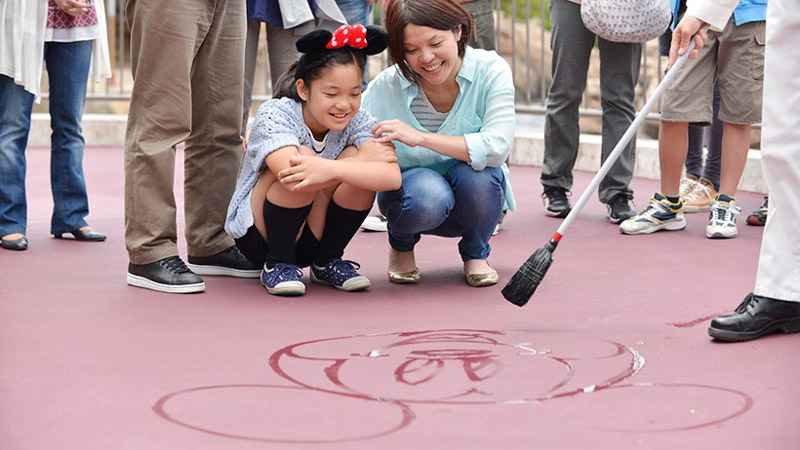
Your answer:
[310,259,371,291]
[260,263,305,296]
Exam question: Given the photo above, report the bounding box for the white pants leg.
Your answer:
[753,0,800,302]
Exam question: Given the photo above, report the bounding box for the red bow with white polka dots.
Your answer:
[326,24,368,50]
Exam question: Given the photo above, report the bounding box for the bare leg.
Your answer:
[389,248,418,274]
[464,259,494,275]
[718,123,751,197]
[250,146,316,240]
[659,121,690,197]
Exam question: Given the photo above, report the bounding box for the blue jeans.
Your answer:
[377,162,506,261]
[0,40,93,236]
[336,0,371,25]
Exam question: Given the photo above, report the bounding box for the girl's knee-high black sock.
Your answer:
[262,198,312,269]
[313,201,371,267]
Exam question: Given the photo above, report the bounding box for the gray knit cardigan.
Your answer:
[225,97,377,239]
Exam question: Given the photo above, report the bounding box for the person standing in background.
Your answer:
[0,0,111,251]
[242,0,348,137]
[539,0,641,224]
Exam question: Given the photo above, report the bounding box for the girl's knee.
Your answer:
[333,183,376,210]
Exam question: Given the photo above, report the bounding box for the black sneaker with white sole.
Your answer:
[542,186,571,218]
[606,193,636,224]
[127,256,205,293]
[187,245,260,278]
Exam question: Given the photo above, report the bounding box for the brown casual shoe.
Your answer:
[682,177,716,213]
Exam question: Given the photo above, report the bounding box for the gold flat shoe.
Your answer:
[387,268,420,284]
[465,267,499,287]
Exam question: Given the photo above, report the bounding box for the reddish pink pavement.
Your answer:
[1,146,798,450]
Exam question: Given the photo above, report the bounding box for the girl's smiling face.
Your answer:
[297,63,363,141]
[401,23,462,88]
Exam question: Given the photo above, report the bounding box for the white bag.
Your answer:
[581,0,672,43]
[277,0,346,29]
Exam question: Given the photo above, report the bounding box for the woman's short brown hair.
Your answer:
[385,0,473,85]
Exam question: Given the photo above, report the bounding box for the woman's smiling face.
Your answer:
[402,23,462,87]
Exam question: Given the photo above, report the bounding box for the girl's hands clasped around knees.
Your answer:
[373,120,426,148]
[278,154,336,192]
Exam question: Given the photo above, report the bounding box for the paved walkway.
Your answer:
[1,147,796,450]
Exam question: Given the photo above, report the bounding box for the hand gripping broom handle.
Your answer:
[551,38,698,243]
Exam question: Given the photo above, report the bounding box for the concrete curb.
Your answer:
[31,113,768,194]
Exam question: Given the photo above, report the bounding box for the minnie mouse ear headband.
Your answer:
[294,25,388,80]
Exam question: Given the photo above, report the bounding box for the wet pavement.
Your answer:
[1,146,796,449]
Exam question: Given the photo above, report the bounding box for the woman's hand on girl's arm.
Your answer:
[354,139,397,164]
[375,120,471,162]
[373,120,426,148]
[373,120,471,162]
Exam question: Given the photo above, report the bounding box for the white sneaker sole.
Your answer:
[360,220,388,232]
[706,228,738,239]
[620,219,686,235]
[126,273,205,294]
[262,280,306,296]
[683,204,711,213]
[311,272,371,291]
[186,263,260,278]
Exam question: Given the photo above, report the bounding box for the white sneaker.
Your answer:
[619,193,686,235]
[492,210,508,236]
[361,214,388,232]
[706,197,741,239]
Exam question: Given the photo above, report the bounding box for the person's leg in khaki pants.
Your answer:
[124,0,252,293]
[183,0,245,259]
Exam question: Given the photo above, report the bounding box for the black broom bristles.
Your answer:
[501,238,559,307]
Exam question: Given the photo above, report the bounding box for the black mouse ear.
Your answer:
[296,29,333,54]
[363,25,388,56]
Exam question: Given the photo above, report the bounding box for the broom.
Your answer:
[502,38,700,307]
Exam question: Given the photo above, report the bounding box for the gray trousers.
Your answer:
[540,0,641,203]
[462,0,495,51]
[241,19,315,135]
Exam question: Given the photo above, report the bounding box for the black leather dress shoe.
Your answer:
[708,293,800,342]
[1,235,28,251]
[54,228,107,242]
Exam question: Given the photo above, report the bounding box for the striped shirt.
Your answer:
[410,90,449,132]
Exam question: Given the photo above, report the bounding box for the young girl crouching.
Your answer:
[225,25,400,296]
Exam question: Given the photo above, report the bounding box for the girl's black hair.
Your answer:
[273,25,388,101]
